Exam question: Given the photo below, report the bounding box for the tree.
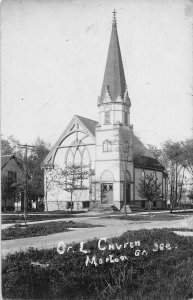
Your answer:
[1,139,12,155]
[1,135,51,212]
[148,140,188,211]
[182,139,193,177]
[55,163,89,211]
[44,167,58,212]
[1,175,9,211]
[138,173,162,216]
[187,188,193,204]
[27,138,50,205]
[1,135,21,157]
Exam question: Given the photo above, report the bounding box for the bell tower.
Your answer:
[95,11,134,210]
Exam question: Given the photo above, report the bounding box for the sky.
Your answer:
[1,0,193,148]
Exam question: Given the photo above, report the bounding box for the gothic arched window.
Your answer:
[153,172,157,180]
[124,141,130,152]
[104,111,110,124]
[125,112,128,125]
[141,170,145,179]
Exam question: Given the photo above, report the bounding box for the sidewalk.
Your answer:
[2,215,193,257]
[2,209,193,229]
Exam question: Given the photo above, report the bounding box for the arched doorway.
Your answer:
[100,170,114,204]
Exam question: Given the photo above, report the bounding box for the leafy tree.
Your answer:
[182,139,193,177]
[44,167,58,212]
[55,163,89,211]
[1,135,21,157]
[148,140,190,211]
[1,139,12,155]
[138,173,162,216]
[1,135,50,211]
[1,175,9,211]
[27,138,50,204]
[187,189,193,202]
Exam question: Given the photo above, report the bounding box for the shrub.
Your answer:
[2,229,193,299]
[2,221,98,240]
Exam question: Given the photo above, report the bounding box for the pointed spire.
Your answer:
[100,11,127,103]
[112,9,117,26]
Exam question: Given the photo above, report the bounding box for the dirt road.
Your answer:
[2,215,193,257]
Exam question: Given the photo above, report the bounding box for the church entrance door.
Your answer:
[101,183,113,204]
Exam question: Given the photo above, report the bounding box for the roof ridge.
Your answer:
[75,115,98,123]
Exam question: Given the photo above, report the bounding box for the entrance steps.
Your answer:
[120,205,132,214]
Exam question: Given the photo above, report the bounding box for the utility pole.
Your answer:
[124,168,127,218]
[20,144,35,226]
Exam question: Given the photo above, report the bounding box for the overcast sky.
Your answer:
[1,0,193,148]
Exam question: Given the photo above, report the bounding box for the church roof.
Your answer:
[75,115,98,136]
[43,115,98,166]
[134,155,165,171]
[43,115,164,171]
[100,15,127,102]
[132,134,154,158]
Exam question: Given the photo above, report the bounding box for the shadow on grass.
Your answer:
[104,213,191,222]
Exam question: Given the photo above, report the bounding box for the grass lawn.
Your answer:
[2,228,193,299]
[2,212,89,224]
[105,212,193,222]
[2,221,102,240]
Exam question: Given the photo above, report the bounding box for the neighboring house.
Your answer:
[43,14,167,211]
[1,155,24,211]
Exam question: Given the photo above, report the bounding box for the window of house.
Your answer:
[82,201,90,208]
[104,111,110,124]
[125,112,128,125]
[67,202,74,209]
[103,140,112,152]
[141,200,145,208]
[8,171,17,184]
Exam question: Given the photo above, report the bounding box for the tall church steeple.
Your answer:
[95,12,134,211]
[98,11,131,127]
[99,10,130,105]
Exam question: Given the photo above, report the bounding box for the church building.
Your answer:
[43,13,167,212]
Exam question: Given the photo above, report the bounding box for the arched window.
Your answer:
[124,141,130,152]
[66,148,74,164]
[125,112,128,125]
[82,148,90,167]
[126,170,132,182]
[104,111,110,124]
[141,170,145,178]
[100,170,114,182]
[74,149,81,164]
[103,140,112,152]
[153,172,157,180]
